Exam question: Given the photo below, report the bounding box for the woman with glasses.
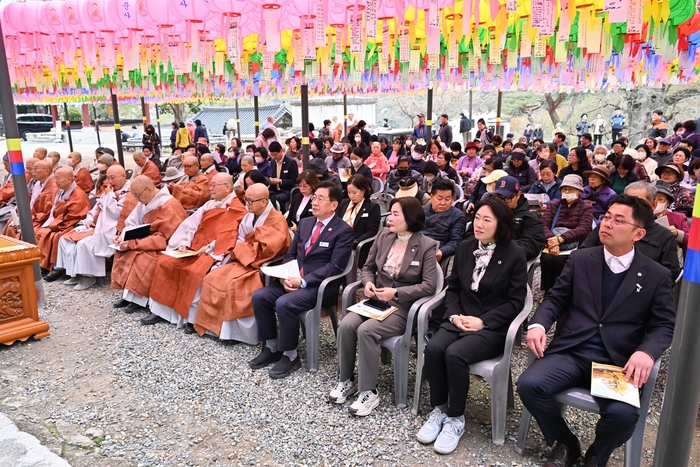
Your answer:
[286,170,318,233]
[336,175,382,268]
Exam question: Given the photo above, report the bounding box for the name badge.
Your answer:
[319,241,330,248]
[410,261,420,266]
[283,170,288,173]
[361,213,369,217]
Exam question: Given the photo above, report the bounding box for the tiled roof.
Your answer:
[191,103,291,138]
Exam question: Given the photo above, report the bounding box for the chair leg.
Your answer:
[327,306,339,337]
[507,372,515,408]
[412,338,426,416]
[393,348,408,409]
[624,412,648,467]
[515,406,533,456]
[304,311,320,373]
[490,371,508,445]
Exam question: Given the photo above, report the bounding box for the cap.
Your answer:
[465,142,479,150]
[560,174,584,191]
[2,153,8,162]
[583,166,611,186]
[653,180,675,201]
[655,162,683,179]
[97,154,115,166]
[659,138,672,145]
[162,167,186,182]
[481,169,509,185]
[197,137,208,145]
[395,177,419,198]
[330,142,345,153]
[417,112,426,118]
[494,176,520,197]
[510,150,526,160]
[95,147,106,154]
[308,157,328,175]
[101,147,115,156]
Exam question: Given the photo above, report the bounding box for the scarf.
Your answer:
[471,241,496,292]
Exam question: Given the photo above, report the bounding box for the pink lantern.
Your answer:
[328,1,349,27]
[107,0,149,31]
[166,0,215,23]
[136,0,181,27]
[376,0,398,20]
[208,0,254,16]
[80,0,123,32]
[2,2,24,34]
[406,0,450,9]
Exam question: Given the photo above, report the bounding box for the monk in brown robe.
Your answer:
[194,183,291,343]
[48,152,61,171]
[144,173,247,326]
[33,147,48,161]
[168,155,210,210]
[111,176,187,313]
[67,152,95,194]
[200,154,218,182]
[3,160,58,240]
[131,151,162,186]
[0,153,14,207]
[37,167,91,277]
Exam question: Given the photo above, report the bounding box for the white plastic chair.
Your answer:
[348,235,377,284]
[371,177,384,193]
[412,286,534,446]
[515,353,662,467]
[341,263,444,408]
[370,192,394,215]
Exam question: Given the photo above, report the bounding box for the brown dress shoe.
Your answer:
[584,450,598,467]
[544,440,582,467]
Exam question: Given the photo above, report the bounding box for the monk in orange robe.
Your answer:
[111,175,188,313]
[145,173,247,327]
[200,154,218,183]
[37,167,91,276]
[193,183,291,343]
[3,160,58,240]
[67,152,95,194]
[130,151,162,186]
[0,154,14,207]
[168,155,210,210]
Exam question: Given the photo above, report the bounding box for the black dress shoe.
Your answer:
[183,323,196,334]
[249,347,283,369]
[124,303,144,314]
[544,440,581,467]
[41,268,50,277]
[113,299,130,308]
[43,270,65,282]
[140,313,165,325]
[584,450,598,467]
[269,355,302,379]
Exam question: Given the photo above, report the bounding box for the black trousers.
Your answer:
[611,129,622,142]
[424,326,505,417]
[517,345,640,466]
[593,134,603,145]
[540,252,570,292]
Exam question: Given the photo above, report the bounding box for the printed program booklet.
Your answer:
[590,362,641,408]
[348,300,398,321]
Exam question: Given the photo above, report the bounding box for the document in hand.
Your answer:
[161,249,198,258]
[10,209,19,227]
[348,300,398,321]
[260,260,301,279]
[590,362,641,408]
[122,223,151,241]
[655,215,670,228]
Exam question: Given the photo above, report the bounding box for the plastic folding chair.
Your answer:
[370,192,394,215]
[348,235,377,284]
[371,177,384,193]
[341,263,444,408]
[412,286,534,445]
[515,354,662,467]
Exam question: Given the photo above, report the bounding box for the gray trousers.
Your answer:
[337,311,407,392]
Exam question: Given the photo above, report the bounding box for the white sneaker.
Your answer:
[63,276,80,286]
[416,407,448,444]
[433,416,464,454]
[74,276,96,291]
[348,390,380,416]
[329,379,358,404]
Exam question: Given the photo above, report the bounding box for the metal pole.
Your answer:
[235,98,241,140]
[155,104,162,141]
[92,104,101,147]
[496,90,503,135]
[426,87,433,139]
[63,103,74,152]
[111,90,125,166]
[301,84,310,170]
[254,95,260,137]
[653,197,700,467]
[0,18,45,296]
[140,96,147,131]
[343,92,348,137]
[469,89,473,134]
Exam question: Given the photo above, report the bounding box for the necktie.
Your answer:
[305,221,324,255]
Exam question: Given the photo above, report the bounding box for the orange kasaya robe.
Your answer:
[0,176,14,205]
[2,176,59,240]
[194,208,291,337]
[115,193,139,234]
[170,174,211,210]
[74,167,95,193]
[110,198,188,299]
[203,167,217,183]
[35,186,91,270]
[149,199,247,319]
[141,160,162,185]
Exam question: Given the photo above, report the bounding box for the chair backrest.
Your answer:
[371,177,383,193]
[370,192,394,215]
[455,173,464,187]
[454,183,464,201]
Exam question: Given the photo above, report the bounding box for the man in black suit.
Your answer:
[517,194,676,467]
[251,181,355,378]
[268,141,299,207]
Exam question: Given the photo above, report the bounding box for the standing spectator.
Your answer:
[475,118,492,144]
[532,124,544,141]
[648,110,668,138]
[523,124,535,144]
[142,124,161,158]
[262,116,280,142]
[610,109,625,141]
[318,119,332,139]
[175,122,191,151]
[254,128,276,151]
[193,119,209,144]
[580,166,616,225]
[591,113,606,145]
[169,122,178,151]
[459,113,471,146]
[413,113,429,139]
[553,132,569,157]
[575,114,590,145]
[438,114,453,147]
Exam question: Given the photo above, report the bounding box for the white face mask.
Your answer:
[351,159,362,168]
[406,141,413,147]
[634,152,646,161]
[412,154,423,161]
[354,137,362,144]
[255,157,264,164]
[66,159,75,167]
[562,193,578,203]
[97,163,108,172]
[594,154,606,163]
[425,175,435,182]
[654,201,668,215]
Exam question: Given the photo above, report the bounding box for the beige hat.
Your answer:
[481,169,509,185]
[560,174,584,191]
[395,177,419,199]
[162,166,186,182]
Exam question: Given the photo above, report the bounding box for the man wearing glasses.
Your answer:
[250,181,354,379]
[145,173,248,327]
[111,176,188,314]
[267,141,298,209]
[518,194,676,467]
[168,155,211,210]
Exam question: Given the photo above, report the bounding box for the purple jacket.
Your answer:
[456,155,482,177]
[580,185,616,225]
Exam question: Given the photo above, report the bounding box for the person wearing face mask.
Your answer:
[410,146,427,173]
[253,147,272,178]
[365,142,390,181]
[654,162,694,216]
[420,161,449,193]
[592,145,613,171]
[67,152,96,194]
[634,144,658,182]
[94,153,117,196]
[384,156,424,195]
[580,166,616,226]
[349,148,374,186]
[652,180,689,251]
[540,174,593,293]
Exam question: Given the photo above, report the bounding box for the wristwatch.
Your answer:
[449,314,458,324]
[394,290,399,300]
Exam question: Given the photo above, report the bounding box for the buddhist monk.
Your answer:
[2,160,58,240]
[111,175,187,313]
[24,158,37,187]
[130,151,162,185]
[144,172,248,327]
[56,165,135,291]
[67,152,95,194]
[168,155,210,210]
[200,154,218,182]
[0,153,14,206]
[193,183,291,343]
[38,167,91,278]
[48,151,61,171]
[33,147,48,160]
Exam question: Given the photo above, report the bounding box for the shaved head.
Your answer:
[34,160,53,182]
[183,155,200,177]
[25,157,38,171]
[106,165,127,190]
[212,172,232,187]
[54,167,74,190]
[68,151,82,162]
[183,155,199,166]
[201,154,214,164]
[132,151,146,166]
[54,166,73,179]
[131,174,154,192]
[33,147,48,160]
[48,151,60,166]
[245,183,270,215]
[210,172,233,200]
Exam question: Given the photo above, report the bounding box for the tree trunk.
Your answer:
[544,93,567,126]
[168,103,185,123]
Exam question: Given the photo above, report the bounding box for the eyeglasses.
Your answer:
[311,195,329,203]
[244,197,267,205]
[598,214,642,229]
[209,183,227,188]
[131,188,146,200]
[494,194,515,202]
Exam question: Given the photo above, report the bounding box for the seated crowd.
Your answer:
[0,122,690,466]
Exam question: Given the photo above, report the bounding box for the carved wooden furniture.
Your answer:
[0,235,49,345]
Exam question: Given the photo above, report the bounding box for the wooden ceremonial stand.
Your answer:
[0,235,49,345]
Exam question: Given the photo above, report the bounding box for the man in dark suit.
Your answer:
[251,181,355,378]
[268,141,299,207]
[517,194,676,467]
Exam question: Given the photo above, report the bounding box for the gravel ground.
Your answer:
[0,272,699,467]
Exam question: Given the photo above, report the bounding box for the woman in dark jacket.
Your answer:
[417,196,527,454]
[286,170,318,232]
[336,175,382,268]
[169,122,178,151]
[349,147,374,187]
[505,150,537,192]
[558,147,591,186]
[609,154,640,195]
[142,124,161,156]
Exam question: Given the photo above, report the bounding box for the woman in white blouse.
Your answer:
[286,170,318,232]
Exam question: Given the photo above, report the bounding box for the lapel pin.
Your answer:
[328,227,332,231]
[636,283,642,292]
[498,260,502,264]
[637,272,642,276]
